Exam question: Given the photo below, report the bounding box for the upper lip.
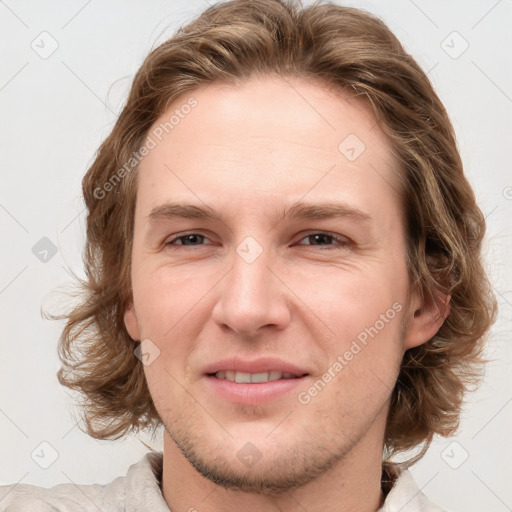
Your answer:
[203,357,309,376]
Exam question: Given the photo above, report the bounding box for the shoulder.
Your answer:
[379,469,452,512]
[0,451,167,512]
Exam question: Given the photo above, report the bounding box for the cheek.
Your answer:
[328,274,406,405]
[302,309,404,421]
[131,261,207,339]
[288,258,407,338]
[142,363,181,417]
[293,259,407,396]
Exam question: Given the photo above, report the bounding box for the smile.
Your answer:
[213,370,303,383]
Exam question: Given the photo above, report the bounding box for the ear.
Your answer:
[124,301,141,341]
[403,287,451,351]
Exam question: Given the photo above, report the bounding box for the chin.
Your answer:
[174,432,343,495]
[163,411,354,495]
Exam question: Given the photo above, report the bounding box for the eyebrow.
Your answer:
[148,201,372,225]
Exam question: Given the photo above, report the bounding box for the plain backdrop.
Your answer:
[0,1,511,511]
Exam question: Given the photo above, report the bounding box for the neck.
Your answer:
[161,424,386,512]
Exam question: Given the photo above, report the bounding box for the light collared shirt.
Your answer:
[0,451,449,511]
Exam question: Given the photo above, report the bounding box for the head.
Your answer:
[57,0,497,491]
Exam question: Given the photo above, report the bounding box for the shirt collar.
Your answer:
[378,469,447,511]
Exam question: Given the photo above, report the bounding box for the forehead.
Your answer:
[136,75,402,225]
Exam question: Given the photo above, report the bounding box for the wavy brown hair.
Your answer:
[53,0,497,466]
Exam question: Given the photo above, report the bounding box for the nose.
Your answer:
[210,240,291,338]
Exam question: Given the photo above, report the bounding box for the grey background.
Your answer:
[0,1,511,511]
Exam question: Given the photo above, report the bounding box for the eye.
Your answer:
[297,232,351,249]
[165,232,211,248]
[164,231,351,250]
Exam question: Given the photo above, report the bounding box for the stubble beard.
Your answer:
[162,404,363,496]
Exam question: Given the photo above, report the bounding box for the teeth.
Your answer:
[235,371,251,383]
[251,372,270,383]
[269,370,282,381]
[214,370,297,383]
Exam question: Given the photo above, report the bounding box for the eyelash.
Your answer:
[164,232,351,250]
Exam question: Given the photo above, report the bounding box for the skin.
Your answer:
[124,75,449,512]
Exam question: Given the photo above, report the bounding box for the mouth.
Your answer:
[209,370,308,383]
[203,359,310,405]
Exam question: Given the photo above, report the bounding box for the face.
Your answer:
[124,75,437,493]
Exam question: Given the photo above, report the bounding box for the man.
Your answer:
[0,0,497,510]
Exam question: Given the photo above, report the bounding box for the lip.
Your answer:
[202,356,309,376]
[205,375,307,405]
[202,357,310,406]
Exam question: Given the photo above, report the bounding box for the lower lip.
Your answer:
[204,375,307,405]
